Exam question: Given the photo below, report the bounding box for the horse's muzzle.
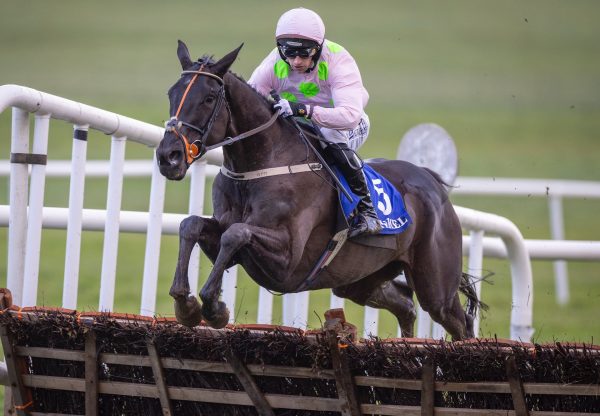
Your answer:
[156,139,187,180]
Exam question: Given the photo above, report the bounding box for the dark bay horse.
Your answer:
[156,41,479,340]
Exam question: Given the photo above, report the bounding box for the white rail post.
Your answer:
[256,287,273,324]
[7,108,30,306]
[257,287,273,324]
[507,241,535,341]
[221,264,238,324]
[549,195,569,305]
[416,307,432,338]
[282,294,295,327]
[468,229,485,336]
[187,160,212,299]
[330,292,344,310]
[396,273,407,338]
[140,153,166,316]
[282,292,309,329]
[62,125,89,310]
[21,114,50,306]
[431,321,446,340]
[294,291,310,329]
[363,306,379,338]
[98,136,126,312]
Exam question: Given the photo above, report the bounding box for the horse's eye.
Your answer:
[205,95,215,104]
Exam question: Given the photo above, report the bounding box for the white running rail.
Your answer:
[6,84,599,344]
[455,206,534,341]
[453,177,600,305]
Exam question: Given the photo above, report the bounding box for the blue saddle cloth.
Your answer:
[336,164,412,235]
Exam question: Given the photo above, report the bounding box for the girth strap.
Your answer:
[220,162,323,180]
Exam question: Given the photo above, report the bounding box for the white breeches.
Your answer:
[319,113,370,151]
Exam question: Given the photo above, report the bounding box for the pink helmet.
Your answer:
[275,8,325,45]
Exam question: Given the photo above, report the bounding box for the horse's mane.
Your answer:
[191,53,302,138]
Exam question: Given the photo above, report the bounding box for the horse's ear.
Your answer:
[211,43,244,77]
[177,40,193,70]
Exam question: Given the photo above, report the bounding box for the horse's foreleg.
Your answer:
[199,223,294,328]
[199,223,254,328]
[170,215,221,327]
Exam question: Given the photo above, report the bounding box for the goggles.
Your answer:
[279,45,316,59]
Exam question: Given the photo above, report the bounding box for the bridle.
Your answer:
[165,67,230,165]
[165,66,279,166]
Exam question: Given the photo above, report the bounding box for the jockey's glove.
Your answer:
[273,98,312,119]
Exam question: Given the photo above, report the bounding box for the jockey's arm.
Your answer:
[310,81,365,129]
[308,52,368,130]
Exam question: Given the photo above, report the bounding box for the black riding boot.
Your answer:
[326,143,382,238]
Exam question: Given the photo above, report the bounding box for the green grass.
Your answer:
[1,0,600,406]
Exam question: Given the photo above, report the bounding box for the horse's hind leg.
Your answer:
[423,292,469,340]
[408,210,472,340]
[371,277,417,337]
[410,252,469,340]
[332,264,417,337]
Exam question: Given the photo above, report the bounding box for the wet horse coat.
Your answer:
[156,42,478,340]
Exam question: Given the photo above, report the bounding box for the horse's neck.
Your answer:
[222,74,308,172]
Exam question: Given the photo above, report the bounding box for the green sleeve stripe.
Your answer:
[318,61,328,81]
[325,40,344,53]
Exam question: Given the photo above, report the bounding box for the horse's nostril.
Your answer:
[157,150,181,168]
[169,151,183,165]
[158,153,169,167]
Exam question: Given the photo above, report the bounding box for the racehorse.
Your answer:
[156,41,480,340]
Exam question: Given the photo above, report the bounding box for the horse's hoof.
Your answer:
[202,301,230,329]
[173,295,203,327]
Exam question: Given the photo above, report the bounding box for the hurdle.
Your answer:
[0,297,599,415]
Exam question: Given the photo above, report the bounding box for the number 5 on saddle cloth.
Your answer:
[336,164,412,235]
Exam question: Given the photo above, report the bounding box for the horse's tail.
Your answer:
[423,167,455,190]
[459,272,489,319]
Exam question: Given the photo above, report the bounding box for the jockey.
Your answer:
[249,7,382,238]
